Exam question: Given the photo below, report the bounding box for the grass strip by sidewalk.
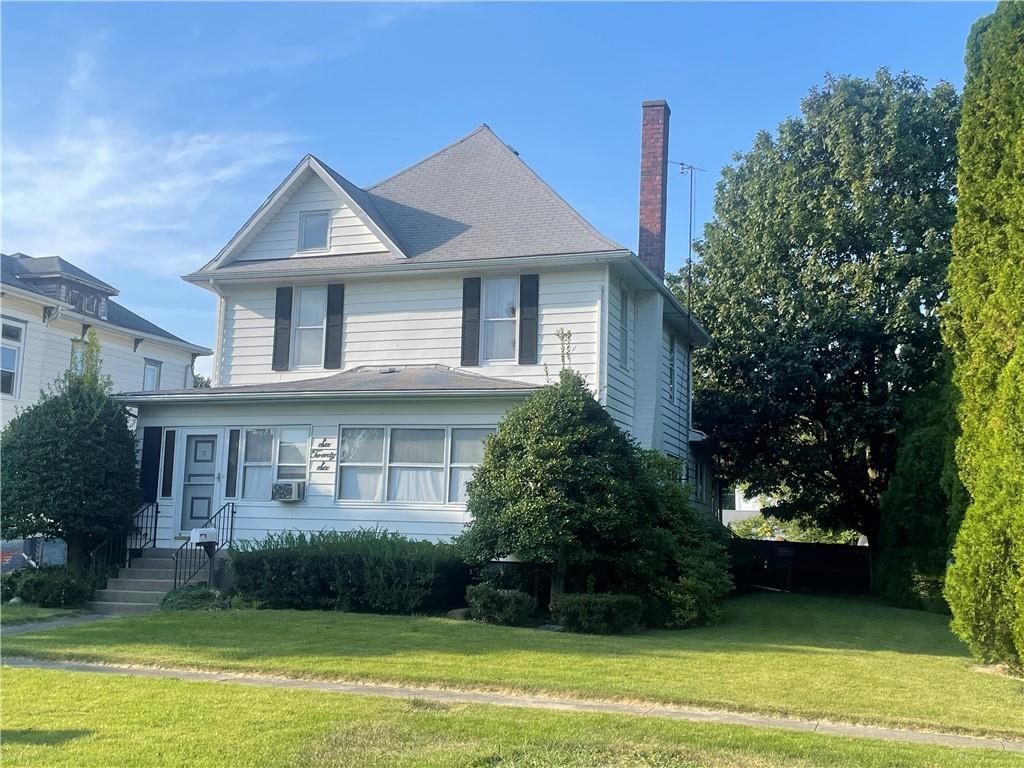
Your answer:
[3,667,1020,768]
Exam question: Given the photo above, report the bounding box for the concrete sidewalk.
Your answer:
[4,655,1021,753]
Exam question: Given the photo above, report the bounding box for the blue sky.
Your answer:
[1,2,989,374]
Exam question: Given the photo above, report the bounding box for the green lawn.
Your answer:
[1,667,1017,768]
[0,605,85,626]
[4,593,1022,739]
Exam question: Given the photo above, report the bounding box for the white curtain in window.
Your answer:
[340,428,384,462]
[389,429,444,464]
[451,428,492,463]
[388,467,444,503]
[243,465,272,499]
[244,429,274,462]
[448,467,476,503]
[340,467,383,501]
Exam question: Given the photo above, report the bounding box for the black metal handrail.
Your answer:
[88,502,160,592]
[173,502,236,589]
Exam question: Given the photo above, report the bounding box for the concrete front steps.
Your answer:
[87,548,203,615]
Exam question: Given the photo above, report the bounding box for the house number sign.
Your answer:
[309,437,338,474]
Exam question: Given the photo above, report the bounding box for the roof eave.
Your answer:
[118,387,536,405]
[183,249,634,285]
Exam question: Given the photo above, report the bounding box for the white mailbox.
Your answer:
[189,527,219,545]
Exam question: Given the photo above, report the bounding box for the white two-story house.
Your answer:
[123,100,712,548]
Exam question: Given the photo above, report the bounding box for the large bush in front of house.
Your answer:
[230,529,471,614]
[943,2,1024,668]
[4,566,91,608]
[0,330,140,575]
[457,368,731,627]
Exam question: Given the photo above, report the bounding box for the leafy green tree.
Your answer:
[877,364,955,611]
[675,70,959,557]
[458,368,646,602]
[1,330,141,574]
[943,2,1024,667]
[729,514,858,545]
[192,373,211,389]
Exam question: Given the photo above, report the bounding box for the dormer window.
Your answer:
[84,294,97,315]
[298,210,330,252]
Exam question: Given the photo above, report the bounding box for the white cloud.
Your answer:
[2,118,294,278]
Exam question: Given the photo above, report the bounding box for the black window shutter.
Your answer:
[324,284,345,369]
[271,287,293,371]
[160,430,176,498]
[140,426,162,502]
[518,274,539,365]
[225,429,240,498]
[461,277,481,366]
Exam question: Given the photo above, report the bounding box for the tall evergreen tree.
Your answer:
[943,2,1024,667]
[676,70,959,555]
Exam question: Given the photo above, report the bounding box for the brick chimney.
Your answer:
[638,99,670,279]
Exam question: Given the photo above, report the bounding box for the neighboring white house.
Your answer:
[1,252,210,429]
[122,100,713,548]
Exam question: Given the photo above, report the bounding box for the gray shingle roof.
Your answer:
[2,252,204,349]
[121,364,537,399]
[195,126,626,278]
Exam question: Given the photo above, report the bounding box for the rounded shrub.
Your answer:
[465,583,536,626]
[160,586,226,611]
[13,567,90,608]
[550,593,643,634]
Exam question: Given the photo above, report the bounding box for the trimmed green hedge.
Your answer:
[943,2,1024,667]
[550,593,643,634]
[465,583,536,625]
[3,567,91,608]
[160,586,226,611]
[230,529,472,615]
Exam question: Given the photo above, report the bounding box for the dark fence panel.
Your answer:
[729,538,871,594]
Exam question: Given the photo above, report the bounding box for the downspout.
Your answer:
[597,275,608,404]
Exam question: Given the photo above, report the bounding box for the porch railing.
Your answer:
[88,501,160,592]
[173,502,236,589]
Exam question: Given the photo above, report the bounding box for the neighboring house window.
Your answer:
[68,289,82,311]
[694,461,707,502]
[337,426,494,504]
[668,341,676,402]
[298,210,330,252]
[84,295,98,315]
[619,289,629,369]
[720,487,737,511]
[143,359,162,391]
[239,426,311,500]
[481,277,518,362]
[70,339,85,373]
[292,286,327,368]
[1,321,25,397]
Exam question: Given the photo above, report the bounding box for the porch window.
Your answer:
[336,426,494,505]
[1,321,25,397]
[239,426,310,500]
[388,428,445,503]
[481,277,518,362]
[448,428,493,503]
[292,287,327,368]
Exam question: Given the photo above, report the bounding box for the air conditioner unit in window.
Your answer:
[271,481,305,502]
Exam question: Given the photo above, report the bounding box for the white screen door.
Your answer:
[181,433,219,532]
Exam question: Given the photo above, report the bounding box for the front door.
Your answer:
[180,433,219,533]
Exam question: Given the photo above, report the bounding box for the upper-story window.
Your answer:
[1,321,25,397]
[70,338,86,373]
[298,210,330,252]
[292,286,327,368]
[619,288,629,369]
[143,359,162,391]
[482,277,518,362]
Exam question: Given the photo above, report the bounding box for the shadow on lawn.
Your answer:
[9,593,970,660]
[3,729,90,746]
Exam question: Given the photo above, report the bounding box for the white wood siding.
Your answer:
[659,326,690,461]
[604,273,634,433]
[233,173,387,262]
[218,267,604,390]
[1,294,195,427]
[138,397,522,545]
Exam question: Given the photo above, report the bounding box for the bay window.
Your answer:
[336,426,494,505]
